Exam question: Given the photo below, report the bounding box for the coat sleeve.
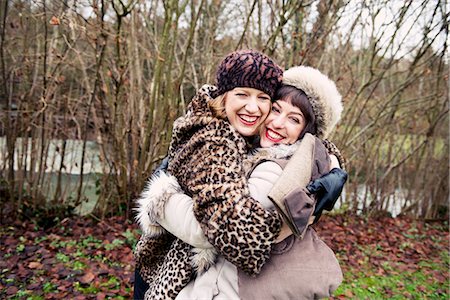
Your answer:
[153,161,281,251]
[135,170,213,249]
[248,161,283,209]
[269,136,332,238]
[189,134,282,276]
[157,159,282,250]
[157,193,213,249]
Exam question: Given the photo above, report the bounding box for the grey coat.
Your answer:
[238,134,343,299]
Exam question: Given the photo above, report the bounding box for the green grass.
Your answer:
[334,249,449,299]
[42,282,58,293]
[1,230,134,299]
[104,238,125,250]
[336,271,448,299]
[73,281,100,294]
[2,216,447,299]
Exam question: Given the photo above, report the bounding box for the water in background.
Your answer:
[2,137,410,217]
[337,185,409,217]
[0,137,105,215]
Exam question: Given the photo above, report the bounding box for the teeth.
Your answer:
[267,129,283,140]
[240,115,258,123]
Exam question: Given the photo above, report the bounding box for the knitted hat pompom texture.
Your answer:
[214,50,283,100]
[283,66,343,139]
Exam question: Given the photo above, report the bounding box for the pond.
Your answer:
[0,137,103,215]
[1,137,411,217]
[337,185,409,218]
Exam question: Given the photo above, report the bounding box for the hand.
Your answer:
[306,168,348,222]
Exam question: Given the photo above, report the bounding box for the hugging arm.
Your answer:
[308,167,347,222]
[150,182,213,249]
[309,139,348,222]
[137,142,282,276]
[146,160,282,251]
[143,157,212,249]
[266,135,348,237]
[187,135,282,276]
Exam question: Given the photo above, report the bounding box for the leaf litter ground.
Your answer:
[1,214,448,299]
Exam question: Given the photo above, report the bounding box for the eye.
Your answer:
[289,116,301,124]
[271,106,280,113]
[258,96,271,101]
[235,92,247,97]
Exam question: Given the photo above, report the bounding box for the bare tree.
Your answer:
[0,0,447,221]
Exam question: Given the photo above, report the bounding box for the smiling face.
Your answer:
[224,87,272,137]
[259,100,306,147]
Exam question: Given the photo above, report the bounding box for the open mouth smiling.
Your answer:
[238,114,259,126]
[265,128,284,143]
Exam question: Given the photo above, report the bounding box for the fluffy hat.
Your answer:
[283,66,343,139]
[213,50,283,99]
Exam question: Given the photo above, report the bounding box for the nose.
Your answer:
[271,115,285,128]
[244,96,259,114]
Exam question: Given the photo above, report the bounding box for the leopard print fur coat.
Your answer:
[134,85,282,299]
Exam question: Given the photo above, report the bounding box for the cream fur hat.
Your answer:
[283,66,343,139]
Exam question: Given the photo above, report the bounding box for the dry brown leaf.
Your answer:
[28,261,43,269]
[79,271,95,284]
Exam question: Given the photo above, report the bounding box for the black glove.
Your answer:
[154,156,169,174]
[306,168,348,222]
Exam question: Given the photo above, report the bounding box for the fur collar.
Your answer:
[243,142,300,175]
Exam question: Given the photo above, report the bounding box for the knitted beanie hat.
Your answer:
[283,66,343,139]
[213,50,283,99]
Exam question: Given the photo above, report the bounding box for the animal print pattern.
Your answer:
[167,85,282,276]
[135,232,194,300]
[135,85,282,299]
[134,233,174,283]
[213,50,283,99]
[143,238,194,300]
[322,139,346,170]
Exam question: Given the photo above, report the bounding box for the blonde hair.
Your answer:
[208,93,227,119]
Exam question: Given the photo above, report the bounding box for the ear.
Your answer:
[221,92,228,105]
[219,93,228,118]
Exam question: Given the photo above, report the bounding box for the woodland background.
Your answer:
[0,0,448,222]
[0,1,448,299]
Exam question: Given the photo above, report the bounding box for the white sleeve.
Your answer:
[248,161,283,210]
[157,193,213,249]
[157,161,282,248]
[329,154,341,169]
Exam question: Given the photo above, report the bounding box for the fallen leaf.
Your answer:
[344,289,354,297]
[28,261,43,269]
[79,271,95,284]
[6,286,18,295]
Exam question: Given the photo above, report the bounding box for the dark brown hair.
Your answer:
[274,85,317,140]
